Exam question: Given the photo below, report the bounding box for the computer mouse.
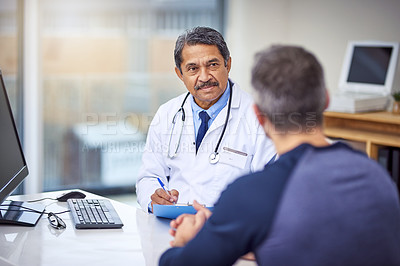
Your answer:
[56,191,86,202]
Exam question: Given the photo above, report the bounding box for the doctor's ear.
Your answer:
[226,57,232,73]
[175,67,184,81]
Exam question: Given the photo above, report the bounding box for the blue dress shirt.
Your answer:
[190,82,231,140]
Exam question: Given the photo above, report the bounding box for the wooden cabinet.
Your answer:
[323,111,400,160]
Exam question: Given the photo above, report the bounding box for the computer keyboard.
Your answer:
[67,198,124,229]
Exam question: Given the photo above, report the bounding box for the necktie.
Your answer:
[196,111,210,152]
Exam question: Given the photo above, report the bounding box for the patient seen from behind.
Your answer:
[159,45,400,266]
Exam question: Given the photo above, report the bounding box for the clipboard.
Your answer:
[153,204,214,219]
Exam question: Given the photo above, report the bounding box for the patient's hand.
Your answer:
[241,252,256,261]
[192,200,212,219]
[169,200,211,247]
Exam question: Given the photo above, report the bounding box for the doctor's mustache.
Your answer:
[194,81,219,90]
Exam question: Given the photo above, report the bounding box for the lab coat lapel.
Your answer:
[182,95,195,141]
[207,81,240,134]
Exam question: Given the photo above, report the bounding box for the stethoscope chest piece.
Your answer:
[209,152,220,164]
[168,80,233,164]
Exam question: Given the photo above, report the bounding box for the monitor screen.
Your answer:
[0,71,28,205]
[339,41,399,95]
[347,46,393,85]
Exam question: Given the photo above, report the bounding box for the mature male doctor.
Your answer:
[136,26,275,212]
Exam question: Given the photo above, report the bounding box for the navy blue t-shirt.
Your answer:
[159,142,400,266]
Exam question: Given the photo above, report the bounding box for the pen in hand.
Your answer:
[157,177,176,203]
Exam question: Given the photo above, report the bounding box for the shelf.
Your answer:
[323,111,400,159]
[324,127,400,147]
[324,111,400,125]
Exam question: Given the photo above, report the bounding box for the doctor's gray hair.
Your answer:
[251,45,326,132]
[174,26,230,74]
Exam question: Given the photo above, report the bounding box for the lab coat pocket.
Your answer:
[218,147,248,169]
[211,147,252,198]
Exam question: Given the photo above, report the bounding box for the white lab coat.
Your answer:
[136,80,276,212]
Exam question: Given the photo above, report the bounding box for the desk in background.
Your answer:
[0,190,256,266]
[323,111,400,160]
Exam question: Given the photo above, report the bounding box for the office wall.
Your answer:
[226,0,400,95]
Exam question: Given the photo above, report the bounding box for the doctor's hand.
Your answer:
[169,200,212,247]
[150,188,179,211]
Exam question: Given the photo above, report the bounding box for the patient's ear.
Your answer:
[253,104,273,139]
[324,89,330,110]
[252,104,265,126]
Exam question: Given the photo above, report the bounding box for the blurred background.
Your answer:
[1,0,399,202]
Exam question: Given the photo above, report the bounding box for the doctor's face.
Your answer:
[175,44,231,110]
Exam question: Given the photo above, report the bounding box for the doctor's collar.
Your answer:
[190,81,231,119]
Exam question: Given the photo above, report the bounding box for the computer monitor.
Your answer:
[338,41,399,96]
[0,70,44,226]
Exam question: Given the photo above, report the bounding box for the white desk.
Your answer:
[0,190,256,266]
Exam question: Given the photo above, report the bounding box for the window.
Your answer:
[39,0,225,194]
[0,0,21,126]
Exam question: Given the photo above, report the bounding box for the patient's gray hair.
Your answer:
[251,45,326,132]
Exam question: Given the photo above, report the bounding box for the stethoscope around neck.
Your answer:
[167,80,233,164]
